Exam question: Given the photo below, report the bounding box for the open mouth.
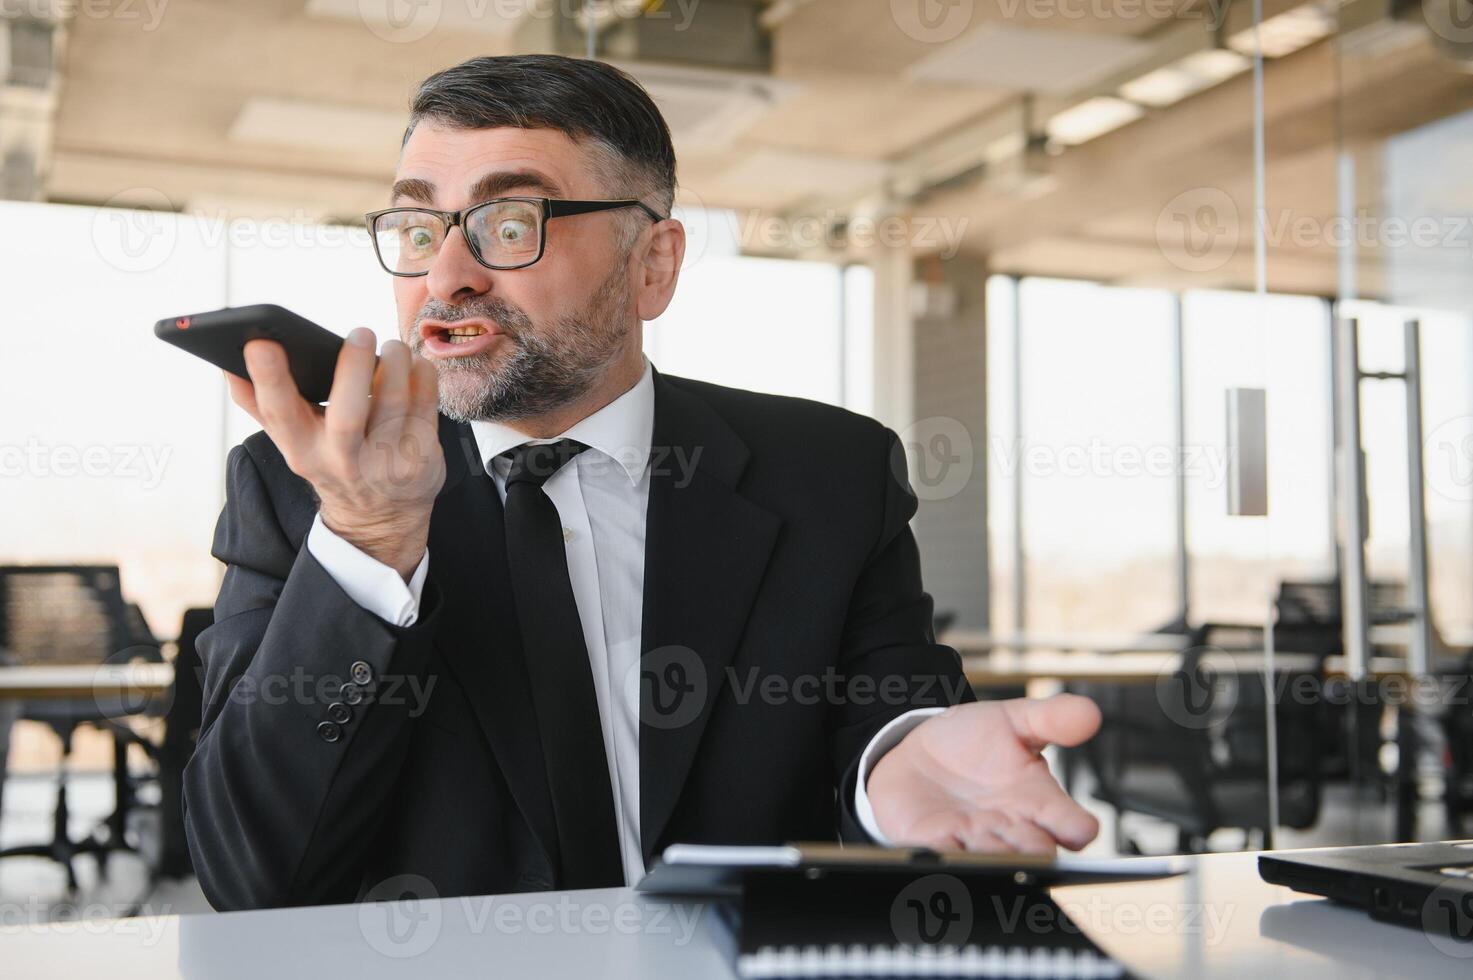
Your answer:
[442,325,487,345]
[419,318,506,358]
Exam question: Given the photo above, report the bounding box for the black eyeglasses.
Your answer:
[364,197,666,276]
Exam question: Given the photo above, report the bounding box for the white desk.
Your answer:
[5,851,1470,979]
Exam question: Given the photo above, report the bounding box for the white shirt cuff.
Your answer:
[853,706,948,845]
[306,513,428,627]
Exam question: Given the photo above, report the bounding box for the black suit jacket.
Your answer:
[183,371,970,910]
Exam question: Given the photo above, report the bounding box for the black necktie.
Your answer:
[500,439,624,889]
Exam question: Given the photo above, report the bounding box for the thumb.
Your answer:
[1001,693,1102,751]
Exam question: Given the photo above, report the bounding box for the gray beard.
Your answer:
[412,268,631,423]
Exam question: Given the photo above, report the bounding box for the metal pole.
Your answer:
[1403,319,1433,677]
[1334,316,1372,680]
[1170,293,1189,625]
[1011,277,1026,635]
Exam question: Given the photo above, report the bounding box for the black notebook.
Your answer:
[715,870,1127,979]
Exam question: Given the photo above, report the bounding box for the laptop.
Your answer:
[1259,840,1473,936]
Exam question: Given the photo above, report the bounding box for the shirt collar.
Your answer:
[468,358,654,486]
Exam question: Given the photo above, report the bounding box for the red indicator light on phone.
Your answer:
[176,317,191,330]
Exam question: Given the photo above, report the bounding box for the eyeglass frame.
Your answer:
[363,197,667,276]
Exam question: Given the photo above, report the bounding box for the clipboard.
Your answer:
[637,842,1184,897]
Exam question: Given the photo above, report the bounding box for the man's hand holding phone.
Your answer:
[226,327,445,580]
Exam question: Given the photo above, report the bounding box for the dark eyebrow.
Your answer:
[390,169,565,207]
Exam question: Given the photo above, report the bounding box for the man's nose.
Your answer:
[425,225,497,303]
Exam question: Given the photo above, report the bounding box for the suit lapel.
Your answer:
[427,414,560,872]
[638,375,781,865]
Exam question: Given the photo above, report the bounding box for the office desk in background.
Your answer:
[4,851,1469,979]
[0,662,175,701]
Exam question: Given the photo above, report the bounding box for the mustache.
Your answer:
[412,298,530,348]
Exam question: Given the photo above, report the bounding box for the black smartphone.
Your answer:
[153,303,357,404]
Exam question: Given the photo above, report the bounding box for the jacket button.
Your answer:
[339,683,364,705]
[316,721,342,743]
[349,661,374,686]
[326,702,352,725]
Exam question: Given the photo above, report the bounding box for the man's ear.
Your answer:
[633,217,686,321]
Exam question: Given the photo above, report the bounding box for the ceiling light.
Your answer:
[1119,48,1252,108]
[1228,2,1336,58]
[1046,97,1145,146]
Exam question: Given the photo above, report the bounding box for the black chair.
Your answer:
[156,606,210,879]
[1083,622,1323,854]
[1275,579,1405,792]
[0,565,165,890]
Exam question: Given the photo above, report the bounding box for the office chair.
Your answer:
[156,606,210,879]
[1084,623,1322,854]
[0,565,166,890]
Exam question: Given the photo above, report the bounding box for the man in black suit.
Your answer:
[183,55,1102,911]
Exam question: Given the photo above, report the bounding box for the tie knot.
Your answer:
[501,439,587,490]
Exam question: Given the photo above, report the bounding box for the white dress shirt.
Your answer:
[306,359,927,881]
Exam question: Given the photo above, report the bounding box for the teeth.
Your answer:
[444,326,485,337]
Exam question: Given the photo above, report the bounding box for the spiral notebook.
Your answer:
[713,869,1128,979]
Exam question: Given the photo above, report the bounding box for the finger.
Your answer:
[366,339,411,434]
[955,815,1016,854]
[989,816,1058,857]
[224,371,263,425]
[889,814,965,851]
[322,327,378,454]
[1001,693,1102,752]
[243,340,317,458]
[408,348,441,421]
[1027,787,1101,852]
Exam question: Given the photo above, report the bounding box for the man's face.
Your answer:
[390,121,645,422]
